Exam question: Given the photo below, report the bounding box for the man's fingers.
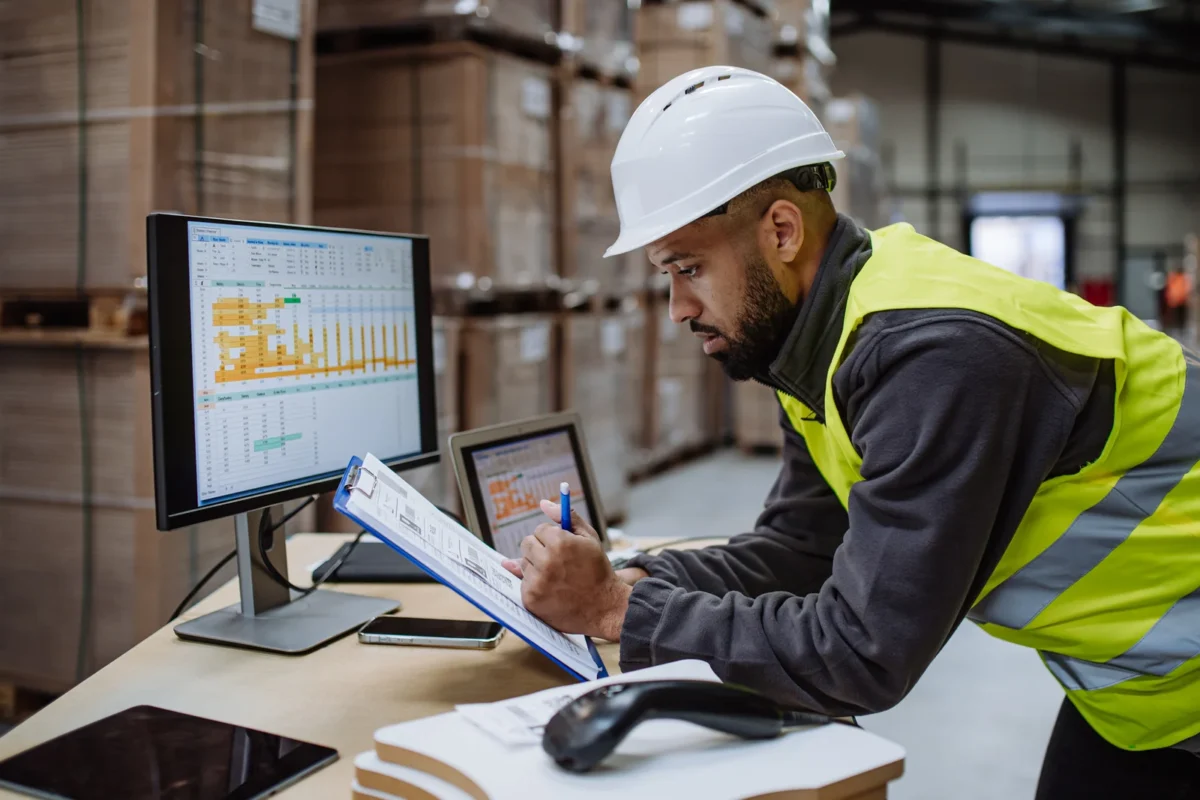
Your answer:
[501,558,523,579]
[521,533,549,568]
[533,522,567,548]
[538,499,599,541]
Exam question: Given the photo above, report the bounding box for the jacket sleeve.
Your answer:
[622,401,848,598]
[618,317,1087,715]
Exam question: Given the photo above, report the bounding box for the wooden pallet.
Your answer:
[0,288,148,347]
[317,14,564,64]
[0,680,57,724]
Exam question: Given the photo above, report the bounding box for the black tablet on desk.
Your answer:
[0,705,337,800]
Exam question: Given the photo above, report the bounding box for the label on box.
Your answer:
[676,2,714,31]
[520,322,551,363]
[433,329,447,375]
[521,77,552,120]
[601,320,626,356]
[252,0,301,40]
[605,92,632,134]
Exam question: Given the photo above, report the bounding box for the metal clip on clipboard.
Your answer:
[346,465,378,499]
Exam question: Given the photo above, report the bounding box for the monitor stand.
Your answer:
[174,507,398,654]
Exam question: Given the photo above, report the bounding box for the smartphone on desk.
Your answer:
[358,616,505,649]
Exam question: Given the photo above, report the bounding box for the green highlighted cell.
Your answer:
[254,433,303,452]
[283,297,301,304]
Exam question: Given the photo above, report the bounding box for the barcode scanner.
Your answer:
[542,679,847,773]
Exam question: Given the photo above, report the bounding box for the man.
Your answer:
[501,67,1200,797]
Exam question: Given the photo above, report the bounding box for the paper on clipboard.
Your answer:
[338,453,603,681]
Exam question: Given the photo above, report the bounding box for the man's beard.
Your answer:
[690,254,799,382]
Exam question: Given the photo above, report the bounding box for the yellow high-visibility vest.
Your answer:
[779,223,1200,751]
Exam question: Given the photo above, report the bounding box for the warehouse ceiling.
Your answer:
[831,0,1200,72]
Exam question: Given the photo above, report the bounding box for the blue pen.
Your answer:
[560,481,572,532]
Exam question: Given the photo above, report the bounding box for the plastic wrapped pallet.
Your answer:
[459,313,557,430]
[570,79,640,296]
[317,0,557,44]
[635,0,773,94]
[562,311,630,523]
[826,95,887,229]
[562,0,635,78]
[0,0,314,290]
[316,42,556,288]
[772,0,831,60]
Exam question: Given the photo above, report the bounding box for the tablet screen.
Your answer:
[462,427,595,558]
[0,705,337,800]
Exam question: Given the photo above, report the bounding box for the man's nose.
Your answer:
[668,279,702,325]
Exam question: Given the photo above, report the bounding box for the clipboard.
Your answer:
[333,455,607,682]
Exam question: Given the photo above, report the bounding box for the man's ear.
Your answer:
[764,199,804,264]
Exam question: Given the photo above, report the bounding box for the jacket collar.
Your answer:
[764,214,874,423]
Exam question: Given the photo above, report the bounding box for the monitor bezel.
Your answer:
[147,213,439,531]
[447,412,610,556]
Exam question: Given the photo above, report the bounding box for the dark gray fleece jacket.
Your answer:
[618,214,1116,716]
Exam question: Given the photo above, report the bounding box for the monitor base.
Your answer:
[174,590,398,655]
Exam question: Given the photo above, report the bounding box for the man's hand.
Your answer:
[501,500,631,641]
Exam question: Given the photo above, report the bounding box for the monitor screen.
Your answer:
[187,221,423,506]
[464,428,595,558]
[148,215,437,529]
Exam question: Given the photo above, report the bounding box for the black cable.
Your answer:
[170,547,236,621]
[435,504,464,526]
[169,496,316,620]
[74,0,94,685]
[257,500,368,596]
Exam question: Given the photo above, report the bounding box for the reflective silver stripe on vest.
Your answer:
[1042,584,1200,691]
[970,357,1200,631]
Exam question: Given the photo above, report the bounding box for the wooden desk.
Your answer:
[0,534,902,799]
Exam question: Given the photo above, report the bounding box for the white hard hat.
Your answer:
[604,66,845,257]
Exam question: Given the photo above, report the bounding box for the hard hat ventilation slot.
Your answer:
[661,74,735,112]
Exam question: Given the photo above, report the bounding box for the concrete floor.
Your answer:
[621,450,1063,800]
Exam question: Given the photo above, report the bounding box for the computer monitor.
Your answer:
[146,213,439,654]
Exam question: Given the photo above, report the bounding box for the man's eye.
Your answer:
[678,266,698,277]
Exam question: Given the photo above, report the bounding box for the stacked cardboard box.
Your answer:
[562,0,635,78]
[635,0,773,93]
[317,0,558,43]
[645,302,708,463]
[316,42,556,289]
[0,0,317,692]
[827,95,886,229]
[0,346,316,690]
[570,79,638,296]
[0,0,314,289]
[460,313,558,429]
[562,311,630,522]
[732,380,784,450]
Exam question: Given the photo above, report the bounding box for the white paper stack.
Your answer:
[350,661,906,800]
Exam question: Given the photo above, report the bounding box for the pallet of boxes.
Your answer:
[314,0,639,525]
[733,0,835,454]
[0,0,319,699]
[631,0,776,474]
